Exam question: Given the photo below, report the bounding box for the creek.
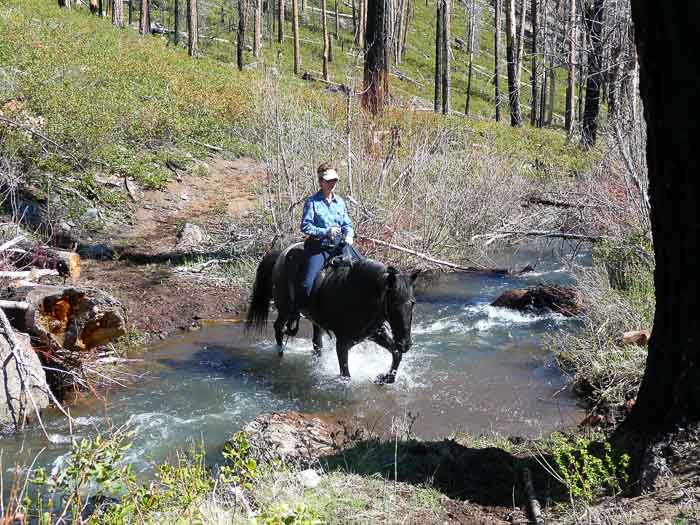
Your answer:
[1,242,587,481]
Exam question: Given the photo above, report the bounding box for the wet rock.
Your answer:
[1,332,51,432]
[233,411,345,467]
[176,223,206,251]
[491,285,582,317]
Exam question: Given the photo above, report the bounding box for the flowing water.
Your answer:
[1,242,587,481]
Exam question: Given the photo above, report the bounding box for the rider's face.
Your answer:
[320,178,338,192]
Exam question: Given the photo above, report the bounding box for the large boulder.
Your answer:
[491,285,583,317]
[1,332,51,432]
[231,411,346,467]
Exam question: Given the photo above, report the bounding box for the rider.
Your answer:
[294,162,356,321]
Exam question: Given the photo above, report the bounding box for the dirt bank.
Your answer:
[81,156,264,341]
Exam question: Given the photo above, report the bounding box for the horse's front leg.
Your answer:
[312,324,323,356]
[335,339,353,379]
[370,324,401,384]
[273,315,285,355]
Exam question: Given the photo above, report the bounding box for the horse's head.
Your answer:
[385,267,420,353]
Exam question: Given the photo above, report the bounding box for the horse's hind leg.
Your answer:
[312,324,323,356]
[273,314,286,353]
[335,339,352,378]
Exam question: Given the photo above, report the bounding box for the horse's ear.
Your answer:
[409,269,421,284]
[386,266,399,288]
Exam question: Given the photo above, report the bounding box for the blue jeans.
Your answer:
[299,238,355,311]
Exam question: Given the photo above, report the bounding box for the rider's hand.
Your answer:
[344,235,353,246]
[327,226,341,238]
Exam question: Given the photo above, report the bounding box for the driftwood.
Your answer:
[1,285,126,352]
[522,468,545,525]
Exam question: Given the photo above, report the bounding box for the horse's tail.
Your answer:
[246,249,281,332]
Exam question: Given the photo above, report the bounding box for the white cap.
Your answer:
[320,169,339,181]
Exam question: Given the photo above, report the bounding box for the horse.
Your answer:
[246,242,420,384]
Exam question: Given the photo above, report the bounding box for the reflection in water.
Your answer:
[1,242,587,480]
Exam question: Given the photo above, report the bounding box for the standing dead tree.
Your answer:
[139,0,150,34]
[530,0,538,125]
[464,0,477,115]
[434,0,443,112]
[322,0,330,80]
[362,0,389,115]
[580,0,604,148]
[505,0,522,126]
[565,0,577,135]
[494,0,502,121]
[441,0,450,114]
[292,0,301,74]
[254,0,262,58]
[237,0,245,70]
[187,0,199,57]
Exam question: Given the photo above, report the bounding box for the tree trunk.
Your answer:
[237,0,245,70]
[128,0,133,25]
[362,0,388,115]
[494,0,502,121]
[580,0,604,148]
[546,55,555,125]
[441,0,450,114]
[434,0,443,112]
[278,0,285,42]
[1,286,127,353]
[565,0,577,134]
[335,0,339,39]
[626,2,700,433]
[112,0,124,26]
[465,0,475,115]
[254,0,262,58]
[139,0,150,34]
[530,0,538,126]
[505,0,522,126]
[174,0,180,44]
[187,0,198,57]
[292,0,300,74]
[322,0,329,80]
[516,0,526,87]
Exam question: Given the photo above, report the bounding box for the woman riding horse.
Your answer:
[291,162,358,328]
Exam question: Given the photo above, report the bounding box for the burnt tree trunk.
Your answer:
[626,2,700,432]
[530,0,538,126]
[441,0,450,114]
[362,0,388,115]
[278,0,285,42]
[237,0,245,70]
[580,0,604,148]
[434,0,443,112]
[494,0,502,121]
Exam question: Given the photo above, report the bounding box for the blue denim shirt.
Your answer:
[300,191,354,247]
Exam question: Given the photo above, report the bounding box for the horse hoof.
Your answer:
[375,373,396,385]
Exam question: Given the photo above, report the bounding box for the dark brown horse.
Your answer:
[246,243,419,383]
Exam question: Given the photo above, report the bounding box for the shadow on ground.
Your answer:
[321,437,567,508]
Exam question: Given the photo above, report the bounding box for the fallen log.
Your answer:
[1,285,126,351]
[0,269,59,280]
[8,241,81,281]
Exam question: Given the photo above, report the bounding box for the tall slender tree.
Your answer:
[580,0,604,148]
[139,0,150,34]
[254,0,262,58]
[465,0,476,116]
[237,0,245,70]
[278,0,285,43]
[494,0,502,121]
[174,0,180,45]
[112,0,124,26]
[187,0,198,56]
[434,0,443,112]
[292,0,301,74]
[441,0,450,114]
[530,0,538,126]
[505,0,522,126]
[322,0,330,80]
[362,0,388,115]
[565,0,577,135]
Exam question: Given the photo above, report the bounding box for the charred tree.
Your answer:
[237,0,245,70]
[278,0,285,42]
[441,0,450,114]
[626,2,700,436]
[434,0,443,112]
[494,0,502,121]
[580,0,604,148]
[362,0,389,115]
